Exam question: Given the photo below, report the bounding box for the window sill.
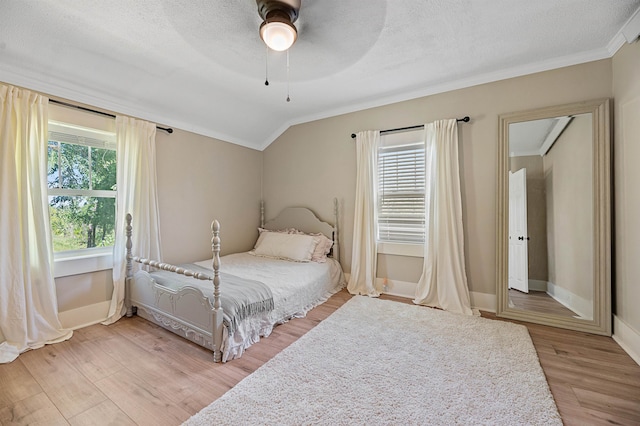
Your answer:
[53,249,113,278]
[377,242,424,257]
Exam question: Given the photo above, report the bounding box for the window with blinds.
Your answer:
[377,130,425,243]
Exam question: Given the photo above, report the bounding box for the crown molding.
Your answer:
[0,39,622,153]
[608,6,640,56]
[0,62,261,151]
[621,6,640,43]
[259,46,613,150]
[607,31,629,56]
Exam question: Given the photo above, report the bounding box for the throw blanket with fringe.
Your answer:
[150,264,274,335]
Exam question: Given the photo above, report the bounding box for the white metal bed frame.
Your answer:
[124,199,340,362]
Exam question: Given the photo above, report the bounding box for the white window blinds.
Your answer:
[377,130,425,243]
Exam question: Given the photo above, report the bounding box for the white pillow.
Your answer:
[286,229,334,263]
[253,231,318,262]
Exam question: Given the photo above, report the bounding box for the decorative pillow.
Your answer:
[309,233,333,263]
[252,231,318,262]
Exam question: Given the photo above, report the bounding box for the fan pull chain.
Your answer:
[286,50,291,102]
[264,46,269,86]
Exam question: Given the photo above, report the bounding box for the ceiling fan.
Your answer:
[256,0,301,51]
[251,0,383,100]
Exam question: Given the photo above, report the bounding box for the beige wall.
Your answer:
[543,114,593,301]
[613,40,640,334]
[56,271,113,312]
[263,60,613,296]
[156,129,262,264]
[510,155,548,281]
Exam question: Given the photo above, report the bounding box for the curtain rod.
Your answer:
[49,99,174,134]
[350,116,470,139]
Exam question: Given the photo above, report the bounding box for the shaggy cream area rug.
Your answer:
[184,296,561,425]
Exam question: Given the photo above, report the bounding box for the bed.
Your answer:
[123,199,345,362]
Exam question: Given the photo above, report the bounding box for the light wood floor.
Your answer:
[1,290,639,425]
[509,288,580,317]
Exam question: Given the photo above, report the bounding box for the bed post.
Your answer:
[333,198,340,264]
[211,220,224,363]
[125,213,134,318]
[260,200,265,228]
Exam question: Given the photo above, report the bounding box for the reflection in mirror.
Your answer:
[508,113,593,320]
[497,99,611,336]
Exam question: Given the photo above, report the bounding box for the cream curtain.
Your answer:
[414,119,473,315]
[347,130,380,297]
[104,116,162,325]
[0,84,72,363]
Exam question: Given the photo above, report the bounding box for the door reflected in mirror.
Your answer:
[496,99,611,336]
[508,113,593,320]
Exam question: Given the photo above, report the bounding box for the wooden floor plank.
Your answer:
[72,324,115,343]
[542,364,640,402]
[174,381,230,416]
[55,338,124,384]
[227,351,272,376]
[0,392,69,426]
[509,289,579,317]
[94,371,190,426]
[0,360,43,410]
[90,334,199,404]
[538,353,640,390]
[573,386,640,420]
[559,405,640,426]
[18,345,107,419]
[68,400,136,426]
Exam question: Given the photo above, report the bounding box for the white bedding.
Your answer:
[194,252,345,361]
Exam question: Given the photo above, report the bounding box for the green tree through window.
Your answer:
[47,122,117,252]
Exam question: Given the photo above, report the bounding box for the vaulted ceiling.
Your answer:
[1,0,639,150]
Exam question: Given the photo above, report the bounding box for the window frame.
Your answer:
[47,120,117,276]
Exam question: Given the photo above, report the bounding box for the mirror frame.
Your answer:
[496,98,611,335]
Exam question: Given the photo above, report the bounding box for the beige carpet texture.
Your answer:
[184,296,561,425]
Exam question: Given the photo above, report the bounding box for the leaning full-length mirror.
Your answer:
[496,99,611,335]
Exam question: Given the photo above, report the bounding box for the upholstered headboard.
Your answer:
[261,199,340,261]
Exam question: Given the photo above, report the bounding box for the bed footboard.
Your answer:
[124,214,225,362]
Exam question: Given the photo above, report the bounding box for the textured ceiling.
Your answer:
[1,0,639,150]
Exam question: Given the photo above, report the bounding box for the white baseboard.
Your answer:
[546,281,593,320]
[613,315,640,366]
[469,292,496,313]
[58,301,110,330]
[377,277,415,299]
[368,277,495,312]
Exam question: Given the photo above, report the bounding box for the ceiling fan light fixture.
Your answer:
[257,0,300,51]
[260,17,297,51]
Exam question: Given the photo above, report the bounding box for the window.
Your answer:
[377,129,425,246]
[47,121,117,254]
